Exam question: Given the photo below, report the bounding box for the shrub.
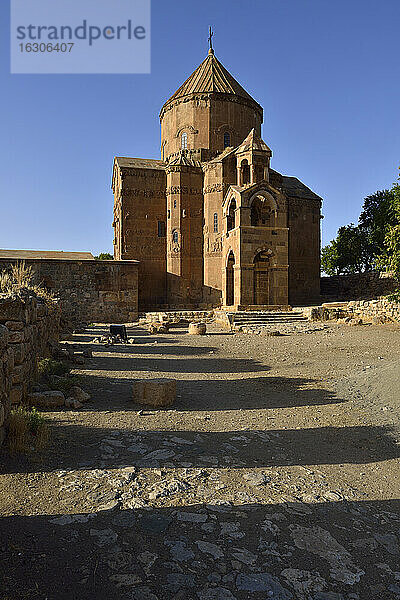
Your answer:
[47,374,83,393]
[8,406,49,454]
[37,358,70,379]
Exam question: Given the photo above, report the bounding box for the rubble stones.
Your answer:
[148,322,170,334]
[28,390,65,408]
[70,386,90,402]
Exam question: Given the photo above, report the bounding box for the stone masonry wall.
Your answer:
[0,258,139,327]
[0,293,60,446]
[305,298,400,324]
[320,272,397,301]
[347,298,400,323]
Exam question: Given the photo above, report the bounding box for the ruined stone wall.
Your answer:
[0,294,60,446]
[320,272,397,301]
[347,298,400,322]
[305,298,400,324]
[0,259,139,327]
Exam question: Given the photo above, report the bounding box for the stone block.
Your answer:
[132,379,176,408]
[188,322,206,335]
[28,390,65,409]
[148,322,169,334]
[12,343,26,365]
[10,385,23,404]
[0,325,9,354]
[0,425,5,447]
[12,364,27,385]
[70,386,90,402]
[65,397,83,409]
[8,331,24,344]
[37,303,47,317]
[0,297,27,323]
[5,321,24,331]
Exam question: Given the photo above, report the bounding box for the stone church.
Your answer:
[112,46,322,311]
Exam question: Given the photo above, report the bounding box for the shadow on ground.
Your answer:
[2,423,399,474]
[1,498,399,600]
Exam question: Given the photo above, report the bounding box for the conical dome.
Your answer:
[160,50,263,161]
[161,49,261,113]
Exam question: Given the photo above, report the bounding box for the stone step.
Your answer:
[229,310,308,328]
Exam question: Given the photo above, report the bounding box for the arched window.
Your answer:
[227,200,236,231]
[241,159,250,185]
[251,195,274,227]
[213,213,218,233]
[172,230,179,243]
[223,131,231,148]
[181,132,188,149]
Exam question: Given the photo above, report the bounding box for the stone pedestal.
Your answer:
[188,322,206,335]
[132,379,176,408]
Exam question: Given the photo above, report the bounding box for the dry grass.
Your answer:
[0,271,13,293]
[8,406,49,454]
[0,261,58,309]
[10,262,34,288]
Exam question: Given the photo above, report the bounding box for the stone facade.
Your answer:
[113,48,322,311]
[0,293,60,446]
[0,258,139,326]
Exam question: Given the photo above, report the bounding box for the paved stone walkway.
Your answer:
[1,323,400,599]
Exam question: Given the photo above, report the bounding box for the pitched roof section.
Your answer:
[115,157,166,171]
[161,50,261,112]
[281,175,322,201]
[0,249,94,260]
[235,129,272,154]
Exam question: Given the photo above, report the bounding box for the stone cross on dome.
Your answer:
[208,26,214,54]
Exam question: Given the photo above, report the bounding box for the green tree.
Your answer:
[379,170,400,283]
[321,239,339,275]
[358,188,397,263]
[321,224,369,275]
[94,253,113,260]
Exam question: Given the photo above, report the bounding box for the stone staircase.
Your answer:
[227,310,308,330]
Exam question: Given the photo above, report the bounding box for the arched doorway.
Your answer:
[226,251,235,306]
[253,251,272,305]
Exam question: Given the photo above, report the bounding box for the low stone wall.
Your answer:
[320,272,397,301]
[0,258,139,327]
[305,298,400,324]
[141,310,215,325]
[0,293,60,445]
[347,298,400,323]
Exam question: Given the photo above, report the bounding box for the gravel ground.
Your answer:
[1,321,400,600]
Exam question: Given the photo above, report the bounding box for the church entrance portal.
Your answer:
[253,251,272,305]
[226,252,235,306]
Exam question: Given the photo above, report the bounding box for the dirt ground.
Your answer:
[1,321,400,600]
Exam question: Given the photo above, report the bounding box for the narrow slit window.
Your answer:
[158,220,166,237]
[181,132,188,149]
[172,230,179,243]
[224,131,231,148]
[213,212,218,233]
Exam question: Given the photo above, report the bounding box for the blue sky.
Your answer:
[1,0,399,254]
